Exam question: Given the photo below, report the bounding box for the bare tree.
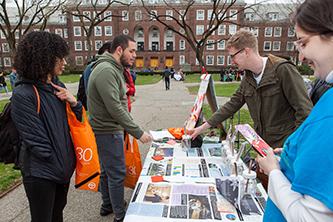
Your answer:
[140,0,259,70]
[62,0,132,64]
[0,0,67,56]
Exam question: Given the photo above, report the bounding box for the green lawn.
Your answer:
[0,81,12,93]
[188,83,240,97]
[135,75,162,85]
[58,74,81,83]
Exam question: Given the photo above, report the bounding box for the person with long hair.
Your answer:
[258,0,333,221]
[11,31,82,222]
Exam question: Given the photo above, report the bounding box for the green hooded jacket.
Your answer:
[207,54,313,148]
[87,52,144,139]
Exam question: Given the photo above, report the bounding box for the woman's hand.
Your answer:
[257,148,281,175]
[51,83,78,106]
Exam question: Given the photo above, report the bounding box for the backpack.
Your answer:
[77,75,87,110]
[0,85,40,170]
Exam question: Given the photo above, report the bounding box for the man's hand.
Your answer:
[51,83,78,106]
[187,122,211,139]
[139,131,152,143]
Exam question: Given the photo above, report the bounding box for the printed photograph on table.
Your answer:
[188,194,212,219]
[143,183,171,204]
[154,147,174,157]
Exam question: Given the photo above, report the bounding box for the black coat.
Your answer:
[0,75,7,86]
[11,77,82,184]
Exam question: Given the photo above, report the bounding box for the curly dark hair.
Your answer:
[14,31,69,82]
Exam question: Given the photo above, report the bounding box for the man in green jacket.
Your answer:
[188,28,313,190]
[87,34,151,222]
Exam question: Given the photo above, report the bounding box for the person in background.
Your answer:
[162,66,171,90]
[202,66,205,74]
[0,70,8,94]
[10,69,17,90]
[123,69,135,112]
[258,0,333,221]
[219,68,225,82]
[11,31,82,222]
[188,28,313,190]
[87,34,151,222]
[129,69,136,85]
[170,67,175,79]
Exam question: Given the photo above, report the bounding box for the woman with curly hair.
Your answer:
[11,31,82,222]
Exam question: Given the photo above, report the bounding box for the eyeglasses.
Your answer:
[230,48,245,60]
[293,34,317,54]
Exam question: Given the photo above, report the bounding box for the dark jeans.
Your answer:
[96,134,127,219]
[22,174,69,222]
[165,77,170,90]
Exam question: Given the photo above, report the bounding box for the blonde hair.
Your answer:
[226,28,258,53]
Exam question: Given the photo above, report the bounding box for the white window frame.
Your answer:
[55,29,63,37]
[122,11,129,21]
[94,11,102,21]
[206,40,214,50]
[197,10,204,20]
[95,40,103,51]
[14,30,19,39]
[245,13,254,21]
[265,27,272,37]
[180,55,185,65]
[74,26,81,36]
[94,26,102,36]
[196,25,204,35]
[180,40,185,50]
[227,56,232,65]
[229,25,237,35]
[268,12,279,21]
[85,41,93,51]
[2,43,9,52]
[274,27,282,37]
[151,10,157,20]
[207,10,215,20]
[286,41,294,51]
[104,11,112,21]
[218,25,226,35]
[264,41,271,51]
[76,56,83,66]
[105,26,112,36]
[207,25,215,35]
[166,10,173,20]
[58,14,66,23]
[83,11,91,22]
[73,12,80,22]
[218,40,225,50]
[4,57,11,67]
[229,10,238,20]
[135,11,142,21]
[273,41,280,51]
[288,27,295,37]
[74,41,82,51]
[251,27,259,37]
[179,10,186,20]
[206,56,214,65]
[64,29,68,38]
[217,56,225,65]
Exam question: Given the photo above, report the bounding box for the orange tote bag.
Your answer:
[66,102,100,191]
[124,133,142,189]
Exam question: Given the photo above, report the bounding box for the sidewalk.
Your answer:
[0,79,235,222]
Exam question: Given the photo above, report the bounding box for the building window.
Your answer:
[122,11,129,21]
[251,27,259,36]
[104,11,112,21]
[206,56,214,65]
[166,41,173,51]
[152,28,158,37]
[196,25,204,35]
[15,30,19,39]
[55,29,63,37]
[245,13,254,21]
[95,26,102,36]
[2,43,9,52]
[105,26,112,36]
[64,29,68,38]
[180,28,185,34]
[274,27,281,37]
[76,56,83,66]
[217,56,225,65]
[229,10,238,20]
[4,57,11,67]
[94,11,102,21]
[229,25,237,35]
[288,27,295,37]
[74,41,82,51]
[166,10,173,20]
[167,29,173,37]
[196,58,200,65]
[58,14,66,23]
[207,40,214,50]
[286,41,294,51]
[218,40,225,50]
[180,40,185,50]
[83,11,91,21]
[207,10,214,20]
[74,26,81,36]
[95,41,103,50]
[123,29,129,35]
[135,11,142,21]
[273,41,280,51]
[207,25,215,35]
[152,42,159,51]
[179,10,186,20]
[265,27,272,37]
[85,41,92,51]
[180,55,185,65]
[151,10,157,20]
[137,42,144,51]
[73,12,80,22]
[264,41,271,51]
[197,10,204,20]
[84,26,89,36]
[268,12,278,21]
[227,56,231,65]
[218,25,226,35]
[138,28,144,37]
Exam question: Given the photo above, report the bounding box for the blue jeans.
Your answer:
[165,77,170,90]
[96,134,126,219]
